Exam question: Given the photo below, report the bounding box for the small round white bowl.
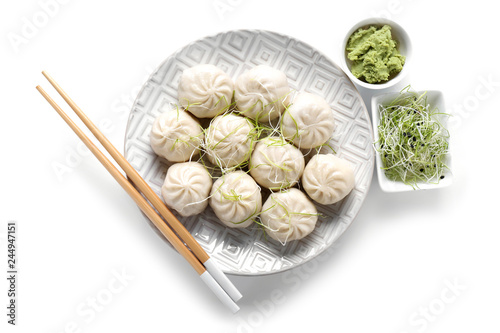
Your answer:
[340,18,412,91]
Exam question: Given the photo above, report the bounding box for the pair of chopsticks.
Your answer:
[36,72,241,313]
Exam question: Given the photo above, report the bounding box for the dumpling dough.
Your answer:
[161,162,212,217]
[209,171,262,228]
[281,92,335,149]
[249,137,305,190]
[235,65,290,123]
[261,188,318,243]
[205,113,256,169]
[150,106,204,162]
[302,154,355,205]
[178,64,234,118]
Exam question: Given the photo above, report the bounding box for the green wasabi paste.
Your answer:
[346,25,405,84]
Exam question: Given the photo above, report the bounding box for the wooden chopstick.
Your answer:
[41,71,242,303]
[36,84,239,313]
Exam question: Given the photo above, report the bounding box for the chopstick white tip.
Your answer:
[200,271,239,314]
[204,258,242,302]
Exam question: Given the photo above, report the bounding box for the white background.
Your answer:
[1,0,499,332]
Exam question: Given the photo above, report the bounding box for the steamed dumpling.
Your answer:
[150,107,204,162]
[161,162,212,216]
[235,65,290,123]
[249,136,305,190]
[178,64,234,118]
[302,154,355,205]
[205,113,256,169]
[261,188,318,243]
[209,171,262,228]
[281,92,335,149]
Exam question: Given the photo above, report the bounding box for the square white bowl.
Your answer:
[371,90,453,192]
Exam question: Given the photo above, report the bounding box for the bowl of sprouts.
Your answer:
[372,88,452,192]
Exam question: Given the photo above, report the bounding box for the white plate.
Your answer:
[371,90,453,192]
[124,30,374,275]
